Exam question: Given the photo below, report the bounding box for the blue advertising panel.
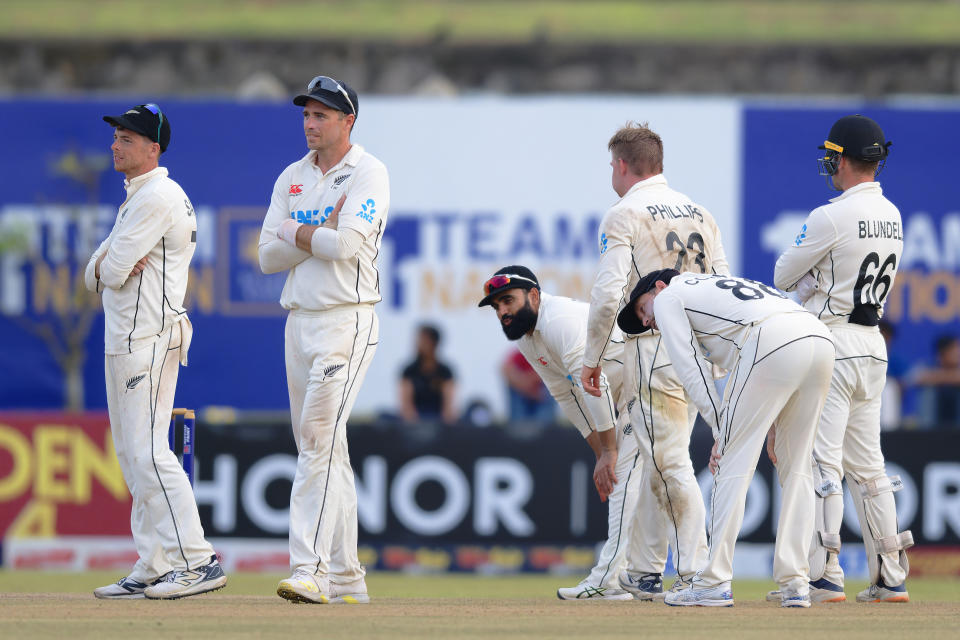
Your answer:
[741,104,960,390]
[0,97,743,414]
[0,99,301,411]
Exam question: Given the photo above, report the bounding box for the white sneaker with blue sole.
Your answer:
[664,583,734,607]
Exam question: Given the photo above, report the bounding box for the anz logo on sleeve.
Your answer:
[290,206,335,225]
[355,198,376,223]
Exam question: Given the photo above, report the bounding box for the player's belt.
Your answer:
[848,304,880,326]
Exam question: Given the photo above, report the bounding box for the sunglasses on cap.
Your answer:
[306,75,356,116]
[482,274,537,297]
[141,103,164,141]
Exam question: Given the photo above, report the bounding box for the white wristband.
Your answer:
[278,218,301,246]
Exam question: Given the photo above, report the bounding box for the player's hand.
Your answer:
[129,255,148,277]
[322,194,346,229]
[593,449,618,502]
[581,365,603,397]
[766,425,777,465]
[708,440,722,475]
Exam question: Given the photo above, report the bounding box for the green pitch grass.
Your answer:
[2,1,960,45]
[0,571,957,639]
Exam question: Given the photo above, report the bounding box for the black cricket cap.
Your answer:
[293,75,359,117]
[478,265,540,308]
[616,269,679,334]
[819,114,891,162]
[103,103,170,152]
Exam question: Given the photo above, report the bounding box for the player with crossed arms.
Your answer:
[771,114,911,604]
[259,75,388,604]
[618,269,835,607]
[582,122,730,591]
[479,265,671,601]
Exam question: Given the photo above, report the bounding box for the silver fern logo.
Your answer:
[333,174,351,187]
[321,363,345,380]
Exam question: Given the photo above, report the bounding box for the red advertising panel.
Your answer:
[0,412,131,537]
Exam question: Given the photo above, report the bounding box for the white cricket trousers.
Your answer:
[814,324,905,587]
[285,305,378,581]
[105,322,214,582]
[627,334,708,581]
[585,419,669,589]
[700,315,834,593]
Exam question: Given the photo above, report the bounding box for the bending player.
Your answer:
[618,269,834,608]
[772,114,911,604]
[479,266,670,601]
[582,122,730,591]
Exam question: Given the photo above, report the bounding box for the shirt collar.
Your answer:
[305,144,365,174]
[622,173,668,199]
[829,181,881,203]
[531,292,552,334]
[123,166,167,194]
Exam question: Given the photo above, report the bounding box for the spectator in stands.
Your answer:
[879,320,906,431]
[910,334,960,430]
[502,348,555,423]
[399,324,457,425]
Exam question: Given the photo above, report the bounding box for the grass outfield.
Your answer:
[2,1,960,44]
[0,572,957,639]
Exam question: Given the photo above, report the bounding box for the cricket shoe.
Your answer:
[779,588,812,608]
[277,570,329,603]
[856,581,909,603]
[143,555,227,600]
[766,578,846,604]
[664,582,734,607]
[278,572,370,604]
[618,571,663,601]
[556,582,634,601]
[327,577,370,604]
[93,575,159,599]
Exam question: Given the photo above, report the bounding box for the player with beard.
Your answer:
[480,266,673,601]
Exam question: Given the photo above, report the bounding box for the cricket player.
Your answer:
[771,114,911,604]
[478,266,671,601]
[258,76,389,604]
[582,122,730,590]
[86,104,226,599]
[618,269,835,607]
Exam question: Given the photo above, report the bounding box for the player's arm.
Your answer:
[653,289,723,438]
[773,208,837,291]
[97,196,173,290]
[283,163,390,261]
[551,312,617,434]
[582,213,634,394]
[84,235,112,293]
[259,171,311,274]
[550,312,619,500]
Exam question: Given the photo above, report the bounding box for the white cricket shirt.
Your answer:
[84,167,197,355]
[774,182,903,327]
[585,174,730,366]
[652,273,824,434]
[516,293,625,437]
[258,145,390,311]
